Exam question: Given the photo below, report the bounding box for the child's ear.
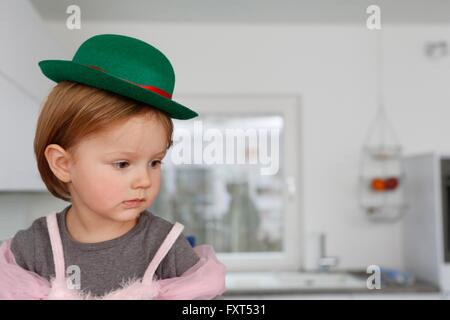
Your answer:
[44,144,73,183]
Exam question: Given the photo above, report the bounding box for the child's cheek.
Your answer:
[88,166,125,206]
[146,175,161,206]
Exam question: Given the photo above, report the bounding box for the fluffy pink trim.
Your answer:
[0,239,226,300]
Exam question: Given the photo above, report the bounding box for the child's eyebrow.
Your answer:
[105,150,167,157]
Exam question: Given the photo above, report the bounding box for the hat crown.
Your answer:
[72,34,175,94]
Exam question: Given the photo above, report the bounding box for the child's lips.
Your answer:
[123,199,145,208]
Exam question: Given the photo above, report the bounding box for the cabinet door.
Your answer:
[0,74,45,190]
[0,0,66,190]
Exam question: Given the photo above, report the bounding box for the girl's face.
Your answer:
[67,113,168,223]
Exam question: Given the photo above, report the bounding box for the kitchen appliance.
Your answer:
[403,153,450,293]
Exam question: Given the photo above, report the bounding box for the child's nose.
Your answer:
[131,168,153,189]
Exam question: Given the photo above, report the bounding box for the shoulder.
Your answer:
[144,211,191,252]
[144,211,193,250]
[10,215,50,272]
[143,211,200,278]
[144,210,174,233]
[145,210,187,246]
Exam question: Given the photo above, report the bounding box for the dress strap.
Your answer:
[142,222,184,285]
[46,213,66,281]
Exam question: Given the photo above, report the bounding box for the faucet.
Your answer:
[317,233,339,272]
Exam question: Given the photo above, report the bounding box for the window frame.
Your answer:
[172,94,303,272]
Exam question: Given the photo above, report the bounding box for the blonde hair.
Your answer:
[34,81,173,201]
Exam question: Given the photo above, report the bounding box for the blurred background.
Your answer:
[1,0,450,299]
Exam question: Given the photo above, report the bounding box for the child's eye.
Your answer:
[150,160,163,168]
[113,161,129,169]
[112,160,163,169]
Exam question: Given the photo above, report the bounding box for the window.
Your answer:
[150,95,301,271]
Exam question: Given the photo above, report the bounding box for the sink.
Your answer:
[225,271,368,293]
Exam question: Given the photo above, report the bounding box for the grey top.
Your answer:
[10,205,200,297]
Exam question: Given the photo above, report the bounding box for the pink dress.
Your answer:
[0,213,227,300]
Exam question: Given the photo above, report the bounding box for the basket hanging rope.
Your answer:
[358,30,407,223]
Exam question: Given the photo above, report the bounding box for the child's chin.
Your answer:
[120,210,144,219]
[106,209,143,223]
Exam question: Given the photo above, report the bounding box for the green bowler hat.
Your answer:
[38,34,198,120]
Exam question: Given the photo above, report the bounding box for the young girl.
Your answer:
[0,34,226,300]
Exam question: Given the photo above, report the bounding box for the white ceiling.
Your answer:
[30,0,450,24]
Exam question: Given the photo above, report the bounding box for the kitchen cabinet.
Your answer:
[0,0,67,190]
[0,75,44,190]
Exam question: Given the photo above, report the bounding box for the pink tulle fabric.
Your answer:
[0,234,227,300]
[0,239,51,300]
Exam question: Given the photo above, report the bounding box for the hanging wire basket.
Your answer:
[359,146,408,223]
[358,108,408,223]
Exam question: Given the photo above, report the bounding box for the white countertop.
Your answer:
[224,271,439,296]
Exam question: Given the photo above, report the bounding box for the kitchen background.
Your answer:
[1,0,450,299]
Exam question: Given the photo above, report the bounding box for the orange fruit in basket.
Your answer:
[371,178,385,191]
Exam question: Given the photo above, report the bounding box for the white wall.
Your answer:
[0,0,66,100]
[0,192,68,240]
[2,17,450,271]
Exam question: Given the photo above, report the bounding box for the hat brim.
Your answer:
[38,60,198,120]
